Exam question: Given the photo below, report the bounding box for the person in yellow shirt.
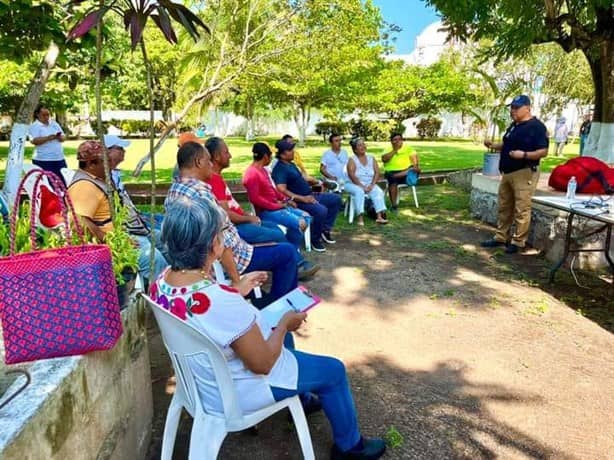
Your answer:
[381,132,420,211]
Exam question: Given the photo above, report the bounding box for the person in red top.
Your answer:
[243,142,314,258]
[207,137,319,279]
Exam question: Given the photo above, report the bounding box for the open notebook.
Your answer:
[259,286,321,329]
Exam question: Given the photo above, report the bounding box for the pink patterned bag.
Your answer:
[0,169,123,364]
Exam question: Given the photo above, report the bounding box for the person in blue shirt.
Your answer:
[272,140,342,252]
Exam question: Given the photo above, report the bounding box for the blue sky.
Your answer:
[372,0,440,54]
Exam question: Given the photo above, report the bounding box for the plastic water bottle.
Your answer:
[566,176,577,202]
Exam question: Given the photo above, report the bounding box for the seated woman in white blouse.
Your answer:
[345,137,388,225]
[151,196,385,460]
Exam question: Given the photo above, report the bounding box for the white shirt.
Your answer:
[152,274,298,416]
[320,148,349,180]
[28,119,65,161]
[349,154,376,186]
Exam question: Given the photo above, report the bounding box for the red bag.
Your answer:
[549,156,614,194]
[0,169,123,365]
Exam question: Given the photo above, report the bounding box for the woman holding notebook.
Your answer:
[150,196,385,460]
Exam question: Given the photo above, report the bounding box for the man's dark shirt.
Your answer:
[580,120,592,136]
[272,160,312,196]
[499,117,549,174]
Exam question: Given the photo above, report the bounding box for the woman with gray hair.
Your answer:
[345,137,388,225]
[151,196,386,460]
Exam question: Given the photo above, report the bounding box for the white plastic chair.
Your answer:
[60,167,76,186]
[386,183,419,208]
[21,164,64,229]
[142,293,315,460]
[343,194,355,224]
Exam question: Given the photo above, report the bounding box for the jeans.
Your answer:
[243,242,298,301]
[271,350,361,451]
[343,182,387,214]
[236,221,287,245]
[140,212,164,232]
[133,231,168,285]
[580,134,588,155]
[258,207,310,250]
[296,193,342,244]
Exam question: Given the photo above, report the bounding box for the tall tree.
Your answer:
[262,0,386,145]
[0,0,66,206]
[425,0,614,163]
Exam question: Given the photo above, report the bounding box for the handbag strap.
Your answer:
[10,169,86,255]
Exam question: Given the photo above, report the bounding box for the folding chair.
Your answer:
[142,293,315,460]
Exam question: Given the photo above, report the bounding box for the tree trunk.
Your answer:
[1,41,59,207]
[583,40,614,164]
[296,105,307,147]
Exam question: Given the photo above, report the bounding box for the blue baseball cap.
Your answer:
[508,95,531,108]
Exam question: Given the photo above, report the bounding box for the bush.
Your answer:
[348,118,406,141]
[315,120,348,141]
[416,117,442,139]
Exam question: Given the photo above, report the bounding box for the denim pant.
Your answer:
[32,159,68,187]
[133,231,168,285]
[296,193,342,244]
[258,207,310,250]
[243,242,298,301]
[271,349,361,451]
[343,182,387,214]
[140,212,165,232]
[236,221,287,245]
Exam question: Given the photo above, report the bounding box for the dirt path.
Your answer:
[146,185,614,459]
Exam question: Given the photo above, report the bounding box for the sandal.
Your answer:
[376,217,388,224]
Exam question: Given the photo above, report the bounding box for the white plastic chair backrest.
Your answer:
[60,168,76,186]
[21,164,58,227]
[142,293,245,422]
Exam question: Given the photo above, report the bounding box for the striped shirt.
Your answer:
[165,177,254,273]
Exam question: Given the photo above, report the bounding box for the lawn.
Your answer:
[0,136,579,184]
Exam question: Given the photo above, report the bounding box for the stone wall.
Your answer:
[0,294,152,460]
[470,173,613,271]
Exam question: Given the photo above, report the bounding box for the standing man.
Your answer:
[579,113,592,156]
[273,140,342,252]
[553,117,569,156]
[381,133,420,211]
[481,95,549,254]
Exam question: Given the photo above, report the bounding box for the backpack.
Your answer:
[406,169,419,187]
[549,156,614,194]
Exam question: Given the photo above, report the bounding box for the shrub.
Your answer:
[416,117,442,139]
[348,118,406,141]
[315,120,348,141]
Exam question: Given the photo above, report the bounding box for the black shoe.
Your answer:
[311,241,327,252]
[505,243,520,254]
[322,231,336,244]
[390,206,398,214]
[298,261,320,280]
[480,239,506,248]
[331,437,386,460]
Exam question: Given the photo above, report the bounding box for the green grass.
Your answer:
[0,136,580,184]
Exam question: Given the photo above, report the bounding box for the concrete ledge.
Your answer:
[470,172,613,270]
[0,294,152,460]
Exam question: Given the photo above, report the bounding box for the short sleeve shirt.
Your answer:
[383,145,415,172]
[68,175,113,233]
[207,173,244,215]
[28,119,65,161]
[151,272,298,415]
[500,117,549,174]
[320,149,349,180]
[272,161,312,196]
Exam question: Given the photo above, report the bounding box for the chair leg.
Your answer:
[412,186,419,208]
[189,414,227,460]
[347,196,354,224]
[304,224,312,252]
[288,397,315,460]
[161,397,183,460]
